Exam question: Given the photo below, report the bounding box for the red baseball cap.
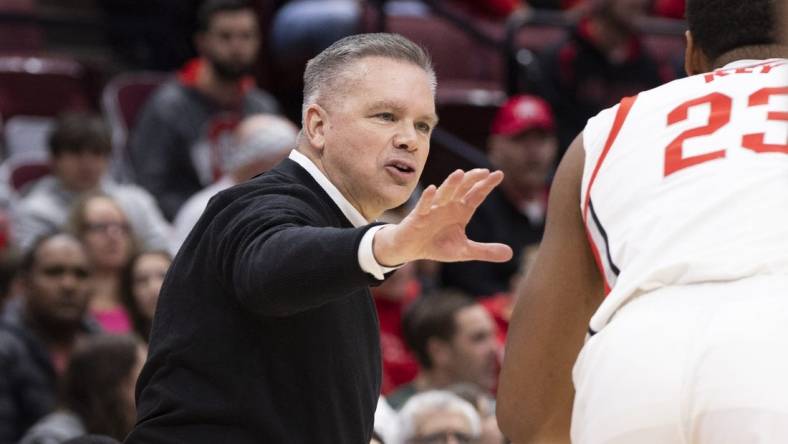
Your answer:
[490,95,555,136]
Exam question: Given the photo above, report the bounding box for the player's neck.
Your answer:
[712,45,788,69]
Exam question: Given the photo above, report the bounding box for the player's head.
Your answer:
[685,0,785,75]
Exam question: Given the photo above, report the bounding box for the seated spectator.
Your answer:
[398,390,481,444]
[0,233,100,442]
[479,244,540,344]
[447,383,504,444]
[19,334,147,444]
[70,194,136,334]
[441,95,556,297]
[12,113,170,253]
[129,0,281,219]
[121,251,172,342]
[170,114,296,254]
[387,290,499,410]
[535,0,671,151]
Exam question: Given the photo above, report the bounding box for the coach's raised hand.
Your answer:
[373,168,513,267]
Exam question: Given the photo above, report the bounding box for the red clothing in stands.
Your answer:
[654,0,684,19]
[479,293,513,345]
[373,281,420,394]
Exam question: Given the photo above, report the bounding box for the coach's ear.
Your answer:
[684,31,711,76]
[303,103,328,152]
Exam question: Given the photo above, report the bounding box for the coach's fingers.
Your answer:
[463,240,513,263]
[462,170,504,209]
[413,184,437,216]
[433,170,464,206]
[452,168,489,202]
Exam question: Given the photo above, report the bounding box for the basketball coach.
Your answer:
[125,33,512,444]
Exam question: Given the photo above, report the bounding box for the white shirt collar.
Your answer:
[288,150,370,227]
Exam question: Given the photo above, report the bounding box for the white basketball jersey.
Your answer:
[580,59,788,333]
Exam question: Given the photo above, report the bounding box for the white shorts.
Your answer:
[571,275,788,444]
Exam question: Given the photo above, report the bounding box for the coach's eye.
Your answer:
[375,112,395,122]
[416,122,432,133]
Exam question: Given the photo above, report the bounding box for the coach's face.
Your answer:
[309,56,437,220]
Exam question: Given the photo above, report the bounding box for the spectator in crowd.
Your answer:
[120,251,172,342]
[448,383,504,444]
[70,194,136,334]
[388,290,499,410]
[536,0,670,151]
[170,113,296,254]
[19,334,147,444]
[479,244,540,344]
[398,390,482,444]
[0,233,100,443]
[442,95,556,297]
[12,113,170,253]
[129,0,281,220]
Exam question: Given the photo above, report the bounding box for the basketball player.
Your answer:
[497,0,787,442]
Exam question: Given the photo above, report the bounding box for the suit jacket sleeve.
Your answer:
[215,192,381,317]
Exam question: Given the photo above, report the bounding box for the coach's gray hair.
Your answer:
[301,33,436,123]
[397,390,481,443]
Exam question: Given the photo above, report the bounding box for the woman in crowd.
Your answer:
[70,193,137,333]
[121,250,172,341]
[19,334,146,443]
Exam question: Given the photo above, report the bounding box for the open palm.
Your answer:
[375,169,514,266]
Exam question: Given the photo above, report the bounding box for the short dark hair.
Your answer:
[48,113,111,157]
[19,232,80,275]
[61,334,144,440]
[686,0,779,61]
[402,289,476,369]
[196,0,254,32]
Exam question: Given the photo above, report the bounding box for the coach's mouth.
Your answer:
[384,159,417,182]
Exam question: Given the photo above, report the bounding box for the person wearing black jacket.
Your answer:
[0,233,100,443]
[126,33,512,444]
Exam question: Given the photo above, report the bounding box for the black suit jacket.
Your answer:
[126,159,382,444]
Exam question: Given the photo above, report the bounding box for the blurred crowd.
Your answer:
[0,0,686,442]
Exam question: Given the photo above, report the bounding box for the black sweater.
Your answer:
[126,159,382,444]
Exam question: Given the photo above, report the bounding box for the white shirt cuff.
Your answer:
[358,224,401,280]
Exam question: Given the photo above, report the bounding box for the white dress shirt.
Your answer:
[289,150,398,280]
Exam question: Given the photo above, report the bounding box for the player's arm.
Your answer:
[496,133,605,444]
